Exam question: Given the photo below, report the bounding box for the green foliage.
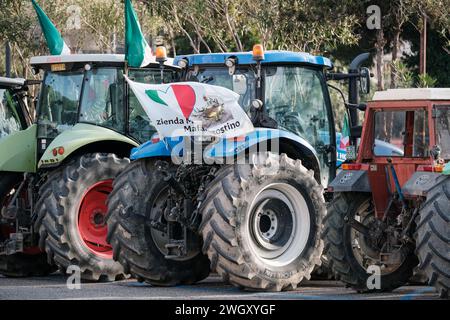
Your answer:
[391,60,414,88]
[417,73,438,87]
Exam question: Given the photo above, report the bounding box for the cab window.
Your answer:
[38,71,83,127]
[264,66,330,147]
[0,88,22,138]
[187,67,256,112]
[373,109,429,157]
[79,68,124,132]
[435,106,450,159]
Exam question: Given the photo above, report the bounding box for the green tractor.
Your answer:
[0,54,179,280]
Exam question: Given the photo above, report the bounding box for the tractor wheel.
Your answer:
[199,153,325,291]
[323,193,418,292]
[106,159,211,286]
[415,178,450,299]
[34,153,129,281]
[0,253,54,277]
[0,172,55,277]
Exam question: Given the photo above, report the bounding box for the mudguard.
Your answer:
[130,128,321,166]
[402,172,445,197]
[0,124,37,173]
[38,123,139,168]
[328,170,371,193]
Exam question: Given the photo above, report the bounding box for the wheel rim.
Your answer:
[247,182,310,268]
[350,199,405,275]
[78,180,113,258]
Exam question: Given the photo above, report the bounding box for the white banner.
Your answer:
[125,77,254,138]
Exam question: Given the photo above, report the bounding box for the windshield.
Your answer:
[128,68,179,143]
[264,66,332,185]
[0,88,22,138]
[373,109,429,157]
[435,106,450,159]
[37,71,83,136]
[187,67,256,112]
[79,68,125,132]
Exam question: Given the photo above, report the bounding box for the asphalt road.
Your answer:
[0,273,440,300]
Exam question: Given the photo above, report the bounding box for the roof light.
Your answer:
[252,44,265,62]
[155,46,167,62]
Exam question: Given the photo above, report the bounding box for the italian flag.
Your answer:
[31,0,70,55]
[125,0,154,68]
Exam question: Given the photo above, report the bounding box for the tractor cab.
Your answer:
[0,77,33,138]
[340,88,450,218]
[31,54,180,160]
[175,49,337,185]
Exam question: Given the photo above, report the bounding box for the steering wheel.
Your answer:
[282,111,306,136]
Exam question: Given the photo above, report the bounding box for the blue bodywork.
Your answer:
[174,51,333,69]
[132,51,338,168]
[130,128,322,165]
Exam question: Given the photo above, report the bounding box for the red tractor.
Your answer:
[324,88,450,298]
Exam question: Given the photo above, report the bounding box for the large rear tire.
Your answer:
[35,153,129,281]
[415,178,450,299]
[199,153,325,291]
[106,159,211,286]
[323,193,418,292]
[0,172,54,277]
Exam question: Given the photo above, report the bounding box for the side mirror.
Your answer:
[359,67,370,95]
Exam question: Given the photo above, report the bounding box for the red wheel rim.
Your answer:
[77,180,113,259]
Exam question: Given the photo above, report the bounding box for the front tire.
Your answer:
[106,159,211,286]
[35,153,129,281]
[199,153,325,291]
[323,193,418,292]
[415,178,450,299]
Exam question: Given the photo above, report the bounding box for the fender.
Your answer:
[130,128,321,169]
[38,123,139,169]
[402,172,445,197]
[328,170,371,193]
[0,124,37,173]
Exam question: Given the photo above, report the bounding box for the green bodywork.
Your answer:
[0,123,139,173]
[37,123,139,169]
[0,124,37,173]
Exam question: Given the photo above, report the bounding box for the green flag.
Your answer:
[32,0,70,55]
[342,114,350,137]
[125,0,154,67]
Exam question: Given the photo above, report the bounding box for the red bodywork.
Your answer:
[355,99,449,219]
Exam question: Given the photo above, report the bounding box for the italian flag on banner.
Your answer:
[125,0,154,67]
[125,77,254,138]
[31,0,70,55]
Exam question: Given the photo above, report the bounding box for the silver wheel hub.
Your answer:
[247,183,311,268]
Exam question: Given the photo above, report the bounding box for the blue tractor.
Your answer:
[106,46,371,290]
